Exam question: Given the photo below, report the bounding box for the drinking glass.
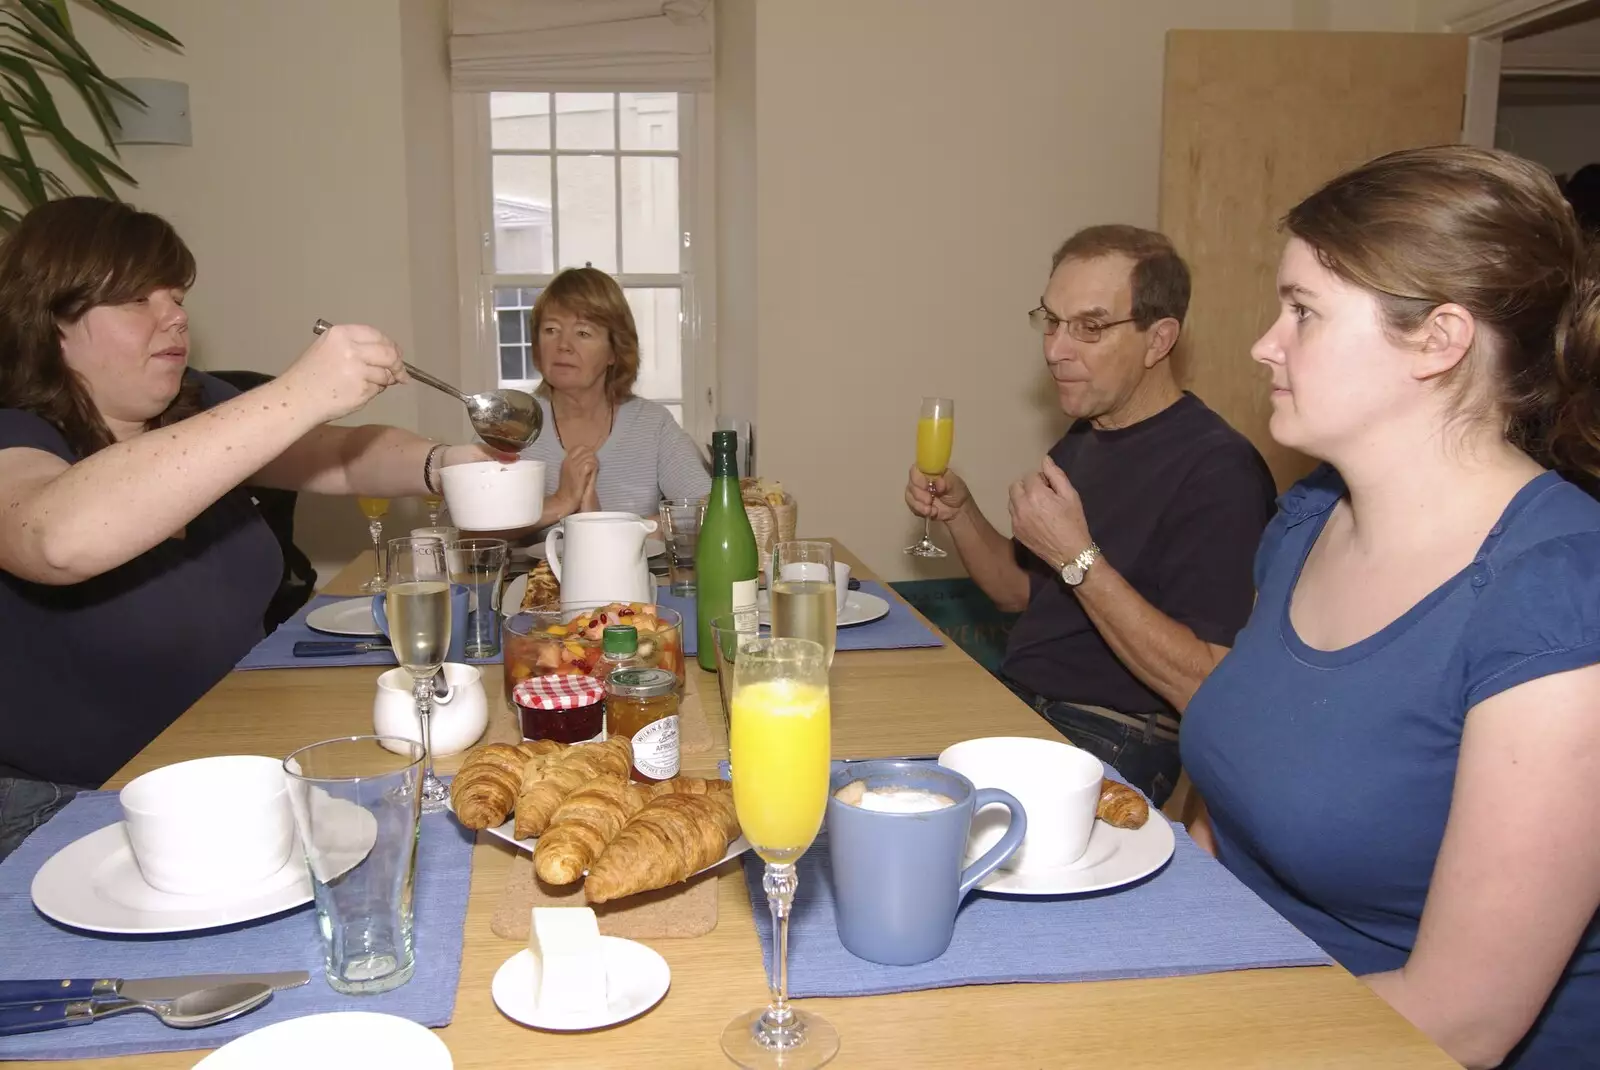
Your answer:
[446,537,508,659]
[708,612,769,743]
[284,735,422,995]
[386,536,452,813]
[357,498,390,593]
[768,541,836,667]
[721,637,838,1069]
[905,396,954,559]
[422,493,446,527]
[660,497,706,596]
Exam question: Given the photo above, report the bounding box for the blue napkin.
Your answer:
[739,764,1331,997]
[0,790,474,1061]
[235,595,502,671]
[656,581,944,656]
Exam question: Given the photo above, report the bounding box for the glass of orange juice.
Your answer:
[356,497,390,592]
[722,636,838,1069]
[905,396,954,559]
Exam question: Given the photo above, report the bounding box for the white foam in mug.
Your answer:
[834,780,954,814]
[938,736,1102,872]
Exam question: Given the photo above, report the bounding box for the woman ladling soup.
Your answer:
[1180,147,1600,1068]
[0,197,496,860]
[514,267,709,527]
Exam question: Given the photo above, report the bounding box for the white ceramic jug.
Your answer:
[545,511,659,608]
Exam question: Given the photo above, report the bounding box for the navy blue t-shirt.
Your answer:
[1182,466,1600,1070]
[0,373,282,786]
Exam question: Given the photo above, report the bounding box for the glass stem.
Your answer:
[923,482,935,542]
[761,862,798,1035]
[414,673,437,782]
[368,519,384,584]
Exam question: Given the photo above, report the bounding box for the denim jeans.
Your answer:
[0,777,86,863]
[1003,681,1180,808]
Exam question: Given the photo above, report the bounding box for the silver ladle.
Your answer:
[312,319,543,454]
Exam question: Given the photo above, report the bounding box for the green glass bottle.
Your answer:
[696,430,759,671]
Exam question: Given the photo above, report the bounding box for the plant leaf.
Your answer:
[0,91,46,202]
[75,0,182,47]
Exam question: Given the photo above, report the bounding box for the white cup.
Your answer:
[938,736,1102,872]
[119,755,295,895]
[373,663,489,757]
[833,562,852,615]
[440,458,546,530]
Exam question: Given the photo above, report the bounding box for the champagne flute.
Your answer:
[422,494,445,527]
[769,541,836,667]
[905,396,954,559]
[357,497,390,593]
[387,536,452,813]
[721,637,838,1069]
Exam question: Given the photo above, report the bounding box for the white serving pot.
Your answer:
[373,664,489,757]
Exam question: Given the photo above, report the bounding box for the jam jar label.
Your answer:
[631,716,681,780]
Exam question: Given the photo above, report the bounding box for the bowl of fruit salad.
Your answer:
[502,601,685,708]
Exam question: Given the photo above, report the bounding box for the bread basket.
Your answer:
[741,477,797,565]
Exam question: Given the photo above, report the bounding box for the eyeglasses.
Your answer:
[1028,304,1138,344]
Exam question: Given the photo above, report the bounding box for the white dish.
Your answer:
[492,942,670,1031]
[756,589,890,628]
[304,597,379,638]
[192,1011,452,1069]
[519,536,665,561]
[970,811,1177,896]
[449,797,751,878]
[31,823,312,935]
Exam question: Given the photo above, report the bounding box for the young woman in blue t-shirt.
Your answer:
[1181,146,1600,1069]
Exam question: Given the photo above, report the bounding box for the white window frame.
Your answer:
[452,91,717,448]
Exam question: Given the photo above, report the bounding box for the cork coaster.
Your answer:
[490,851,719,940]
[678,681,718,757]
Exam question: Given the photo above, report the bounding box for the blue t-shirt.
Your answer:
[1181,466,1600,1070]
[0,372,282,787]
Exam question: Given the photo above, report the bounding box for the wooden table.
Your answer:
[30,547,1454,1069]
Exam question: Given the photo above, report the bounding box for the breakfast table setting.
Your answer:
[0,526,1460,1069]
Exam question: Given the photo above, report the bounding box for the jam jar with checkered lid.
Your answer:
[513,675,606,744]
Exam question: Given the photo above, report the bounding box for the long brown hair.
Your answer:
[1285,146,1600,489]
[0,197,200,458]
[529,267,640,405]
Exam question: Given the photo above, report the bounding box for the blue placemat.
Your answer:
[657,582,944,656]
[236,594,502,671]
[740,769,1331,997]
[0,790,474,1061]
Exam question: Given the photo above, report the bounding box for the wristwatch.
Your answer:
[1059,543,1101,587]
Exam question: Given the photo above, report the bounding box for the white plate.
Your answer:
[192,1011,452,1069]
[970,812,1177,896]
[518,536,666,561]
[492,942,670,1031]
[304,597,379,637]
[501,574,668,617]
[31,823,313,934]
[756,589,890,628]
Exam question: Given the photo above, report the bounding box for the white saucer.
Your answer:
[192,1011,452,1069]
[31,823,313,934]
[756,589,890,628]
[970,812,1177,896]
[305,597,379,637]
[492,942,670,1031]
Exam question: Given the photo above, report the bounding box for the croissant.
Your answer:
[533,774,648,885]
[1097,779,1149,830]
[643,776,732,800]
[449,741,557,830]
[586,789,741,903]
[513,734,633,840]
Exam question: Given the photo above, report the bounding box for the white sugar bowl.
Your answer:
[373,664,489,757]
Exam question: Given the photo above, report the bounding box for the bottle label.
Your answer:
[731,578,758,632]
[632,716,681,780]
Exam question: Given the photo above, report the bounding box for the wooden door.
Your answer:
[1159,31,1470,490]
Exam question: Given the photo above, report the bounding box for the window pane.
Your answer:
[493,157,553,274]
[557,156,617,272]
[622,157,679,274]
[555,93,614,150]
[490,93,550,150]
[624,287,681,401]
[493,286,543,387]
[620,93,678,150]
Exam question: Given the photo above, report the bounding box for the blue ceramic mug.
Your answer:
[826,760,1027,966]
[371,585,470,665]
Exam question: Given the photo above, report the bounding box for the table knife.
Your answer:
[293,639,391,657]
[0,971,309,1006]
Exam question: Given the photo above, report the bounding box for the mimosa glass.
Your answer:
[769,541,836,667]
[386,536,452,813]
[422,494,445,527]
[721,637,838,1069]
[357,497,390,593]
[905,396,954,559]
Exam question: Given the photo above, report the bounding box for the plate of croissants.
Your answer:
[449,736,750,903]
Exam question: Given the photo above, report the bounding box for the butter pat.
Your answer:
[528,906,608,1014]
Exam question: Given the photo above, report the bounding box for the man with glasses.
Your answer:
[905,225,1274,806]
